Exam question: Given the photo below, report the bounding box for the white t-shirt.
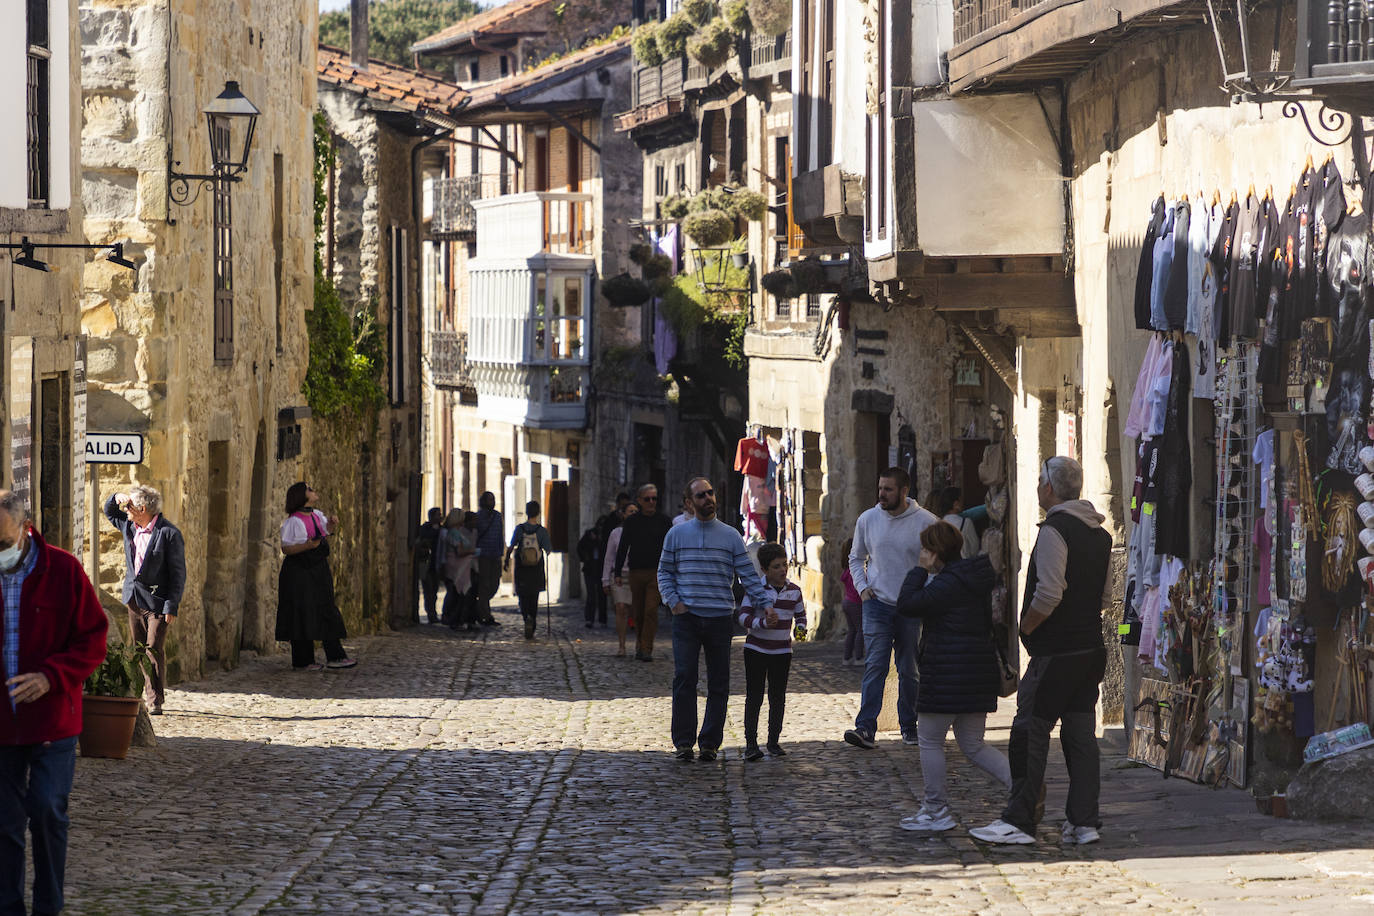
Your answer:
[672,512,693,527]
[281,510,329,547]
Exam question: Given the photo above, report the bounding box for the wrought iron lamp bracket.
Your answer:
[166,162,243,224]
[1279,99,1353,147]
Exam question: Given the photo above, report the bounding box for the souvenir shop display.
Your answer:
[1124,154,1374,790]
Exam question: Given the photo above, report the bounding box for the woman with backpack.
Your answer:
[504,500,553,639]
[894,520,1008,832]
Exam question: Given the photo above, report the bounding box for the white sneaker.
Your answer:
[969,819,1036,845]
[900,806,956,832]
[1061,822,1100,845]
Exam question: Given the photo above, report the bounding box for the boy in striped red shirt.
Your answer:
[738,543,807,760]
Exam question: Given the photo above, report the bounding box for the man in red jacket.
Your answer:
[0,490,108,916]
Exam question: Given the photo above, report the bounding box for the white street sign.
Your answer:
[85,432,143,464]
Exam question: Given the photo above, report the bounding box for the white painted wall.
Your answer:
[0,1,71,210]
[913,96,1064,257]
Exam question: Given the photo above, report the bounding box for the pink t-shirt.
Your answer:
[840,566,861,605]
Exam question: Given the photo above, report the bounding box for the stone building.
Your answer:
[1,0,87,554]
[79,0,317,677]
[316,33,468,627]
[420,34,643,600]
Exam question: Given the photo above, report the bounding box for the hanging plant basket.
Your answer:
[790,259,826,294]
[747,0,790,36]
[632,22,665,67]
[683,209,736,247]
[723,0,752,32]
[726,188,768,221]
[601,273,653,307]
[761,268,797,299]
[681,0,718,26]
[657,11,696,58]
[643,253,673,280]
[661,194,691,219]
[688,17,737,70]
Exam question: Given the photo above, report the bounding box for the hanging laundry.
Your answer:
[733,436,769,477]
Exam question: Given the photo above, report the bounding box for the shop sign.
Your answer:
[85,433,143,464]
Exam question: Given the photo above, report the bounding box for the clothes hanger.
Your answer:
[1304,152,1315,174]
[1212,188,1222,207]
[1246,182,1256,201]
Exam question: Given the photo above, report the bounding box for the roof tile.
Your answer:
[317,45,468,118]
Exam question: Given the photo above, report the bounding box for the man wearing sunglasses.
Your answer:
[613,484,673,661]
[659,477,773,761]
[0,490,108,916]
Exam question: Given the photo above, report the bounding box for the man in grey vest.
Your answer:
[971,456,1112,846]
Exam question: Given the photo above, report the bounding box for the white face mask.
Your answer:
[0,536,24,572]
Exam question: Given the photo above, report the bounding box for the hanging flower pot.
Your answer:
[601,273,653,307]
[682,209,736,247]
[632,21,665,67]
[761,268,797,299]
[687,18,737,70]
[656,12,696,58]
[747,0,790,36]
[731,252,748,269]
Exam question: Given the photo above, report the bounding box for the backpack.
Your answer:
[519,527,543,567]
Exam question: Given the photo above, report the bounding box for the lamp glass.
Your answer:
[203,81,260,174]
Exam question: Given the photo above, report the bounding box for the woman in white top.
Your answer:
[276,482,355,670]
[601,503,638,656]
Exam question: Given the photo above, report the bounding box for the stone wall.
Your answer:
[80,0,318,676]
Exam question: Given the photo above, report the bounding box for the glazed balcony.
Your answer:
[472,191,594,258]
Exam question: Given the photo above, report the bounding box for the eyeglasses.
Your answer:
[692,489,715,499]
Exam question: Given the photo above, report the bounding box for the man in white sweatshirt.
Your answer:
[844,467,938,749]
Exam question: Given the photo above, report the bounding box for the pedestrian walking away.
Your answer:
[473,492,505,627]
[0,490,109,916]
[275,482,356,670]
[614,484,673,661]
[845,467,937,750]
[971,456,1112,847]
[738,543,806,760]
[103,484,186,714]
[659,477,773,762]
[895,521,1009,833]
[839,537,863,666]
[416,507,443,624]
[440,510,478,630]
[577,526,602,629]
[504,501,552,640]
[602,503,638,656]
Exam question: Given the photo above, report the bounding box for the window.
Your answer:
[389,226,408,404]
[468,60,479,81]
[213,179,234,363]
[806,294,823,320]
[500,55,510,76]
[26,0,49,207]
[654,164,668,198]
[532,272,584,362]
[775,296,791,320]
[674,162,686,193]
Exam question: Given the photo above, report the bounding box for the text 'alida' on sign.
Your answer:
[84,433,144,465]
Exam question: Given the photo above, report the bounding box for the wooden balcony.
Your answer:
[631,56,687,109]
[1295,0,1374,112]
[471,192,594,259]
[947,0,1209,91]
[747,30,791,79]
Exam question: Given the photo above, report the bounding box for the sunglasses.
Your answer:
[692,489,715,499]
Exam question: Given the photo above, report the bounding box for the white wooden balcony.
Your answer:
[472,191,594,259]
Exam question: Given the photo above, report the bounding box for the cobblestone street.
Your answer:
[63,600,1374,915]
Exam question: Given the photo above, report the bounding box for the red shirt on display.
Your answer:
[734,437,769,478]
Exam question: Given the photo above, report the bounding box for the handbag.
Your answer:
[985,590,1019,697]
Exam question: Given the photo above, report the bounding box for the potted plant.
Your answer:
[601,273,653,307]
[729,236,749,269]
[688,17,737,70]
[632,21,665,67]
[656,11,696,58]
[683,209,736,247]
[761,268,797,299]
[80,640,149,760]
[747,0,790,35]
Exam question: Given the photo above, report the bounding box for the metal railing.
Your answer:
[953,0,1046,46]
[432,174,512,238]
[430,329,473,390]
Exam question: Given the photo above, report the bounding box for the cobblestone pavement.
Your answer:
[61,599,1374,915]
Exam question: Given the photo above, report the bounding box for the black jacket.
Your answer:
[896,556,999,714]
[104,494,187,617]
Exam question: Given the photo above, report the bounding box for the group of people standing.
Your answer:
[843,459,1113,846]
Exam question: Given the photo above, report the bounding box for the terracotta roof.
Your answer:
[411,0,550,54]
[461,35,632,111]
[317,45,468,121]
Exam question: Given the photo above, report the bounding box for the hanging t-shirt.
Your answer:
[1135,196,1167,330]
[1185,193,1211,336]
[1227,193,1262,341]
[1161,198,1192,330]
[1150,204,1178,331]
[1314,159,1347,319]
[1253,428,1275,510]
[733,437,769,477]
[1192,201,1225,400]
[1210,199,1239,339]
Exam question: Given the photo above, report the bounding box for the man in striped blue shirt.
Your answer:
[658,477,772,761]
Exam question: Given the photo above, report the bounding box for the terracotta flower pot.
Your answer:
[79,694,142,759]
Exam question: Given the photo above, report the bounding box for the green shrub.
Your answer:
[681,0,717,26]
[657,12,696,58]
[723,0,752,32]
[683,208,737,246]
[747,0,790,35]
[632,21,664,66]
[687,17,736,69]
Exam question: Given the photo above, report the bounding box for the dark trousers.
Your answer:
[420,568,440,623]
[126,604,169,708]
[743,650,792,745]
[290,639,346,668]
[476,556,502,622]
[444,580,479,627]
[582,569,605,624]
[1001,647,1107,834]
[671,612,733,751]
[0,736,77,916]
[518,589,541,637]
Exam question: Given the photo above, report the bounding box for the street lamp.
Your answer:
[168,80,261,211]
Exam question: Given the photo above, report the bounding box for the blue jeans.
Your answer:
[855,598,921,736]
[0,736,77,916]
[671,612,734,751]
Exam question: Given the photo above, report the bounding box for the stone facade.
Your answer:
[80,0,318,677]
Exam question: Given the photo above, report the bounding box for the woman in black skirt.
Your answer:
[276,482,356,670]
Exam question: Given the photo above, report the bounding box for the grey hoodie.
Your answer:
[1027,499,1113,618]
[848,497,939,604]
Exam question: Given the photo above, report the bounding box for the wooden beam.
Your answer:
[905,272,1075,312]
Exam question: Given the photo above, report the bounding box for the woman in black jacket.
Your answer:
[895,521,1009,832]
